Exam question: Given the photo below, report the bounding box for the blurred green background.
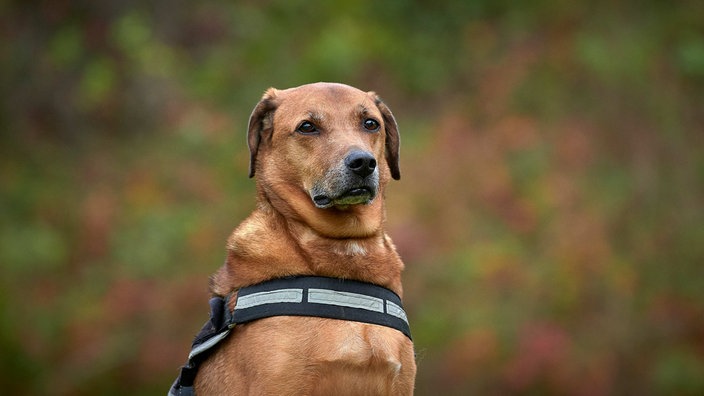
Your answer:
[2,1,703,395]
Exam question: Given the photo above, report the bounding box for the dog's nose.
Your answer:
[345,150,377,178]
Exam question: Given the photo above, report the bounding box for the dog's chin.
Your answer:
[312,188,375,209]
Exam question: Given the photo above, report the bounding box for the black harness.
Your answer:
[169,276,411,396]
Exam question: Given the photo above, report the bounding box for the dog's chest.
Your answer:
[309,320,403,372]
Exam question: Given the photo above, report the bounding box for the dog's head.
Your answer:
[245,82,400,236]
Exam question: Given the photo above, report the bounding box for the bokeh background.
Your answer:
[2,1,704,395]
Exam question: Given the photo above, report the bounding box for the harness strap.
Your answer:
[233,276,411,338]
[169,276,411,396]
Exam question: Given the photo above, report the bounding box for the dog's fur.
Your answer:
[195,82,416,395]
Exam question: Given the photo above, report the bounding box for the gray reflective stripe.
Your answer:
[235,288,303,309]
[308,288,384,312]
[188,329,231,360]
[386,300,409,325]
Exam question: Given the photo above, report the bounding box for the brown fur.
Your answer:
[195,82,416,395]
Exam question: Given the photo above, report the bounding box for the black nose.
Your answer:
[345,150,377,178]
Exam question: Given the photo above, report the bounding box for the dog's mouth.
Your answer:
[312,187,374,209]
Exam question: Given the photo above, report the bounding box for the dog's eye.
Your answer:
[297,121,318,134]
[363,119,380,132]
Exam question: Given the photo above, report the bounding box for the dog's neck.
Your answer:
[211,200,404,297]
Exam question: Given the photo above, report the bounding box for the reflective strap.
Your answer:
[188,328,232,360]
[232,276,411,339]
[308,288,384,313]
[235,288,303,309]
[386,300,409,325]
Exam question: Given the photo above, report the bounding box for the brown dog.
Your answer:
[189,82,415,395]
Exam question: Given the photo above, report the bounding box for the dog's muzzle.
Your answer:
[310,150,379,209]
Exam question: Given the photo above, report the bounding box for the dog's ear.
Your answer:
[372,94,401,180]
[247,88,279,178]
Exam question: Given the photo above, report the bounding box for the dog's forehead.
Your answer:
[276,83,377,118]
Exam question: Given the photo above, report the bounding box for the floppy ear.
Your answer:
[373,94,401,180]
[247,88,278,178]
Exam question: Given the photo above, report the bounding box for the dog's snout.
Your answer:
[345,150,377,178]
